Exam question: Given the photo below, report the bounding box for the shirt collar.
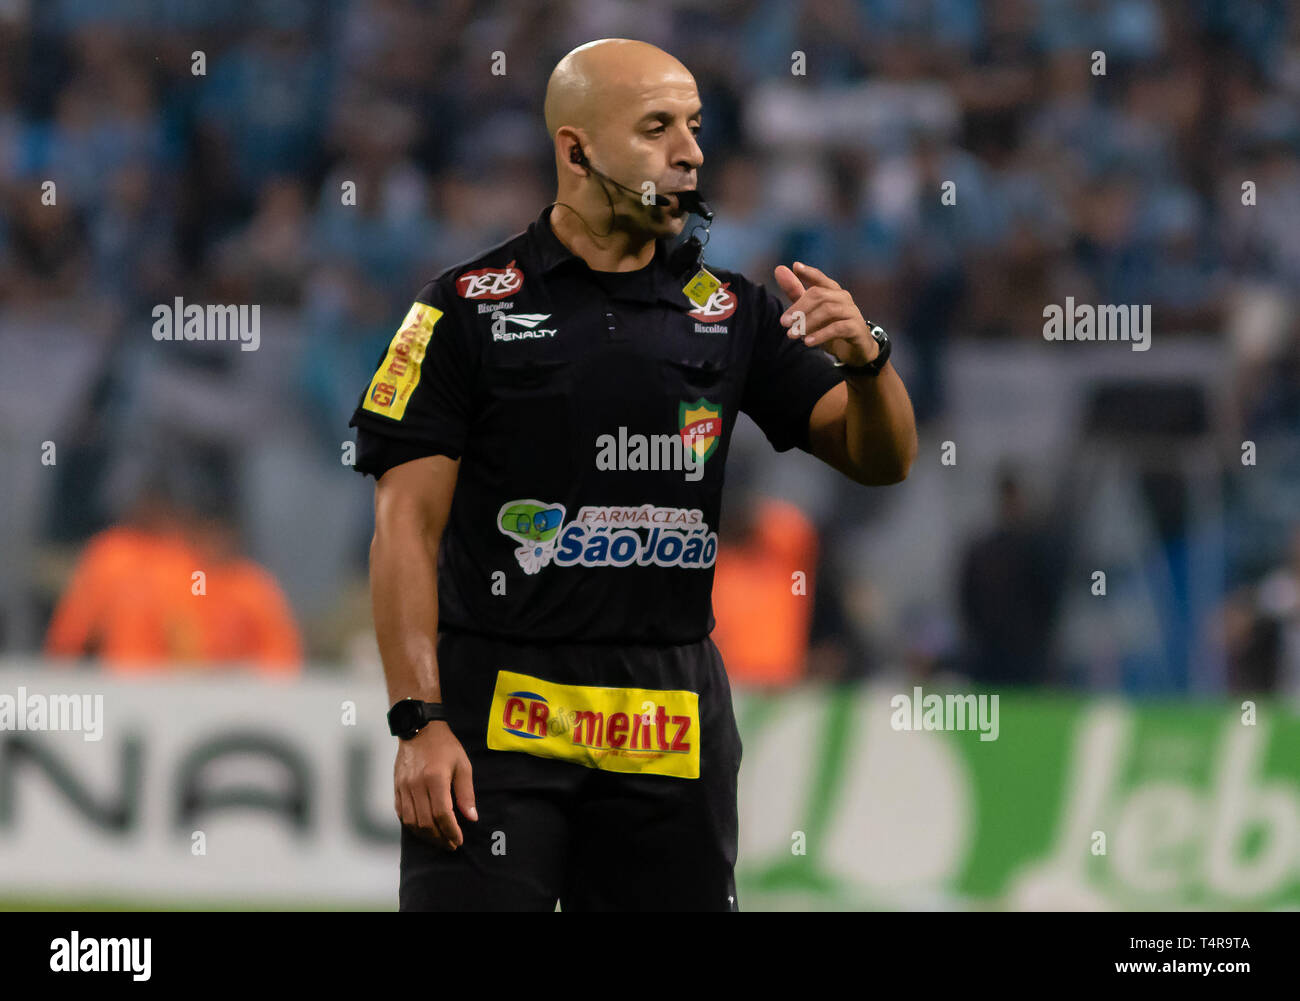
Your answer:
[529,204,690,309]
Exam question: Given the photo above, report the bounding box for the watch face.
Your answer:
[870,325,890,366]
[389,701,422,736]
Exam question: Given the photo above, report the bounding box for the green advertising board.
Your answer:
[733,685,1300,911]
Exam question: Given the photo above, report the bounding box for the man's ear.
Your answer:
[556,127,589,175]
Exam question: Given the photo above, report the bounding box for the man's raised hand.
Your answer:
[773,261,878,367]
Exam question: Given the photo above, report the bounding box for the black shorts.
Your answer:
[398,628,743,911]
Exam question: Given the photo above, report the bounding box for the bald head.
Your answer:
[544,38,704,249]
[545,38,695,140]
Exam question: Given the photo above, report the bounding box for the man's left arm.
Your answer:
[775,262,918,486]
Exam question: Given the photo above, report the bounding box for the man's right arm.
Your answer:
[371,453,477,850]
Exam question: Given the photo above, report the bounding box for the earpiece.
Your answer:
[564,145,679,213]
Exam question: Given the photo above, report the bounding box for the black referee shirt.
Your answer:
[348,204,843,644]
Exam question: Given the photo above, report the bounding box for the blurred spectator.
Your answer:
[1219,589,1280,695]
[212,174,313,305]
[712,495,818,686]
[805,545,875,684]
[194,20,331,195]
[88,160,180,305]
[695,151,783,279]
[44,482,302,673]
[186,512,304,671]
[0,1,1297,686]
[1,181,88,303]
[313,99,433,287]
[1236,316,1300,441]
[1249,524,1300,696]
[957,469,1062,686]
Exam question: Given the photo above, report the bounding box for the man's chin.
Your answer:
[649,209,688,237]
[622,203,687,241]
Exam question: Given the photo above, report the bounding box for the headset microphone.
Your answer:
[570,144,719,302]
[571,146,671,206]
[570,145,712,223]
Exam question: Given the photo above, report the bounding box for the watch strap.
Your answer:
[835,322,890,376]
[388,698,447,739]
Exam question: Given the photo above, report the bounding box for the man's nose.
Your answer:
[673,128,703,173]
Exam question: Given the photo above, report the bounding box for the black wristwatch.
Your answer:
[835,322,891,377]
[387,698,447,740]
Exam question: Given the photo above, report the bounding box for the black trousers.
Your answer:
[398,629,743,911]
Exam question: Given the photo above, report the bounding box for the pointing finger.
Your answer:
[773,264,805,303]
[792,261,841,291]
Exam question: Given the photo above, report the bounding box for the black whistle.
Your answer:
[673,189,713,221]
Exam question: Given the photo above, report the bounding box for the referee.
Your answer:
[349,38,917,911]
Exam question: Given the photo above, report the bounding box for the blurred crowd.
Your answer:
[2,0,1300,695]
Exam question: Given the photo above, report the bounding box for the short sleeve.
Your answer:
[347,279,478,476]
[740,283,844,453]
[352,426,456,480]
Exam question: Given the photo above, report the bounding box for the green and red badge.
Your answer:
[678,398,721,464]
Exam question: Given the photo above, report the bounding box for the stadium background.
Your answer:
[2,0,1300,910]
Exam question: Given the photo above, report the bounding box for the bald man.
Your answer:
[349,38,916,911]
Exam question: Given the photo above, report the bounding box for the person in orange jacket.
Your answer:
[44,489,302,674]
[710,494,819,686]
